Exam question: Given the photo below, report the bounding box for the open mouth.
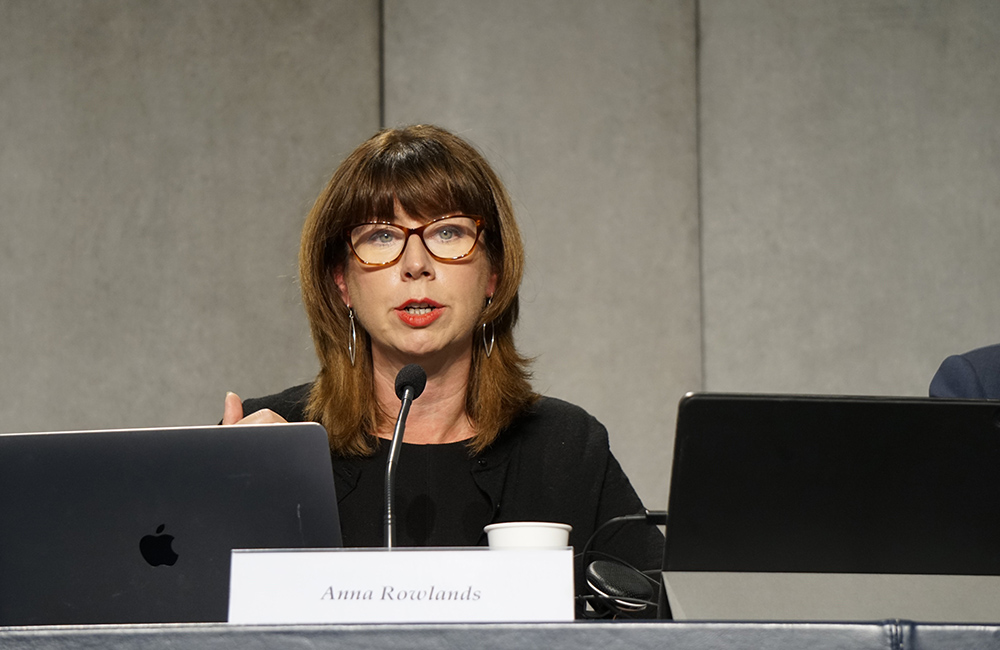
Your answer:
[396,300,444,327]
[403,303,436,315]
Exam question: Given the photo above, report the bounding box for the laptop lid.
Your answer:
[662,393,1000,621]
[0,422,341,626]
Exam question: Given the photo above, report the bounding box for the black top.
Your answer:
[242,383,665,616]
[346,438,492,547]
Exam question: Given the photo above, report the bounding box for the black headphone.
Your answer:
[576,510,668,618]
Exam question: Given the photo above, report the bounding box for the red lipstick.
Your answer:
[395,299,444,327]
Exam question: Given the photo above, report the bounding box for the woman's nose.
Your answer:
[400,233,434,278]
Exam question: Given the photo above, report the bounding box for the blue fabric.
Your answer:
[929,343,1000,399]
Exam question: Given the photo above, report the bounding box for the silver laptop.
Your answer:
[0,422,341,626]
[662,393,1000,622]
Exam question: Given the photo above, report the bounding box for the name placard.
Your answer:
[228,547,574,623]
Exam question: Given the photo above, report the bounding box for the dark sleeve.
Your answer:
[930,355,987,398]
[595,451,663,561]
[569,411,663,576]
[505,398,664,618]
[572,416,663,620]
[240,383,314,422]
[590,446,666,618]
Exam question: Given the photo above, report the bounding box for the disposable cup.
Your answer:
[483,521,572,549]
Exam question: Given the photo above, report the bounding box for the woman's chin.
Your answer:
[376,338,473,366]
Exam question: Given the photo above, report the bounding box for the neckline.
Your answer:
[376,437,470,449]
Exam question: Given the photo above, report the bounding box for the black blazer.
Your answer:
[929,343,1000,399]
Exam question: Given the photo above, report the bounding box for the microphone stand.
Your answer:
[384,385,415,548]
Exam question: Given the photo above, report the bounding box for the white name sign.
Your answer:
[228,547,574,624]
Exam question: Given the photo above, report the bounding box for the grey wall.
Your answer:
[382,0,700,509]
[2,1,998,511]
[1,0,378,430]
[700,1,1000,396]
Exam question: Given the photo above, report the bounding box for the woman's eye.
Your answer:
[428,224,469,242]
[367,228,401,245]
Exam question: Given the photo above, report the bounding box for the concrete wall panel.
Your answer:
[383,0,701,508]
[0,0,380,431]
[700,1,1000,396]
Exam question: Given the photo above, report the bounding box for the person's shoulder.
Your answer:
[508,395,609,447]
[930,344,1000,399]
[961,344,1000,368]
[520,395,597,420]
[241,383,314,422]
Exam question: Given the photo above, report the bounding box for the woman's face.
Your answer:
[335,204,497,366]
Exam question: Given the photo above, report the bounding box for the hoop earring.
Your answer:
[347,307,357,367]
[481,298,495,359]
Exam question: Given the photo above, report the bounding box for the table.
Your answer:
[2,621,999,650]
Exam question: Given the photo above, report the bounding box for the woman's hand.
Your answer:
[221,391,288,425]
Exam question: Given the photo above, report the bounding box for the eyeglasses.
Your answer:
[345,215,485,266]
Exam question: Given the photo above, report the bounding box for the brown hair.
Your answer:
[299,125,537,456]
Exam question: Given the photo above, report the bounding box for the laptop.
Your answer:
[661,393,1000,621]
[0,422,341,626]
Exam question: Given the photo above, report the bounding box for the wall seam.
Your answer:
[378,0,386,128]
[695,0,706,392]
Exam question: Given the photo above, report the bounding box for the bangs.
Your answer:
[343,134,497,224]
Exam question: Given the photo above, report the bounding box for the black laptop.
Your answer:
[662,393,1000,621]
[0,422,341,626]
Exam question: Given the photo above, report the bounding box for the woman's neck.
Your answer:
[370,347,476,444]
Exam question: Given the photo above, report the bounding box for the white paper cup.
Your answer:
[483,521,572,549]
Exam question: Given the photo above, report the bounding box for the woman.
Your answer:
[222,125,663,613]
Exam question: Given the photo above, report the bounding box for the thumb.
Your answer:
[221,391,244,425]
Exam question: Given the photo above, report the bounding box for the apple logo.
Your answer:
[139,524,179,567]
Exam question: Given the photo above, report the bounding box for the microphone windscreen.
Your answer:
[394,364,427,400]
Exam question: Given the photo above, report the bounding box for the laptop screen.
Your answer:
[662,393,1000,621]
[0,422,341,626]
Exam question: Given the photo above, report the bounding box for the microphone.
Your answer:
[384,364,427,548]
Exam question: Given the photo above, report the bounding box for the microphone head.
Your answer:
[394,364,427,400]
